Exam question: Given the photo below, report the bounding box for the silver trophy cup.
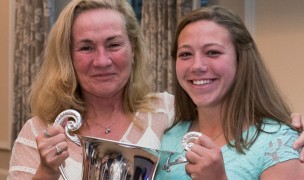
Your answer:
[79,135,161,180]
[54,109,199,180]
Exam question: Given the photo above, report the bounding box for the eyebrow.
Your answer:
[177,43,225,50]
[75,34,124,44]
[177,44,191,50]
[107,35,123,40]
[77,39,92,44]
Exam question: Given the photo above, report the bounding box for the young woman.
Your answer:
[156,6,304,180]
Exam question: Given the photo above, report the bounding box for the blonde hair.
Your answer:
[29,0,153,123]
[171,6,292,153]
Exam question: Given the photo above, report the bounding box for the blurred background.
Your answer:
[1,0,303,178]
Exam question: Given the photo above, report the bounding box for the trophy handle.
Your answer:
[162,153,188,172]
[162,132,202,172]
[53,109,83,180]
[54,109,83,146]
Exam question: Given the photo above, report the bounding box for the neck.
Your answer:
[85,94,124,120]
[82,109,129,136]
[83,90,124,115]
[83,99,127,135]
[190,119,222,137]
[191,106,223,139]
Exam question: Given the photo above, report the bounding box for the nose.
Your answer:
[92,47,112,67]
[190,54,207,72]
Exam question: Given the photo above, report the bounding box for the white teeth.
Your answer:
[193,79,212,85]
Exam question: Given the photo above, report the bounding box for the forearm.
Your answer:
[32,168,60,180]
[32,165,61,180]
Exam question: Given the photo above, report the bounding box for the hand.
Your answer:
[34,125,69,179]
[291,113,304,162]
[185,134,227,180]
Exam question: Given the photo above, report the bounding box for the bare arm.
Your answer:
[261,159,304,180]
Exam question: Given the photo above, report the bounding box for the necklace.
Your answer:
[91,111,122,134]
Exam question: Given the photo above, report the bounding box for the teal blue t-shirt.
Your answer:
[155,119,299,180]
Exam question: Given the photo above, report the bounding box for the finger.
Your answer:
[188,172,201,180]
[186,146,203,164]
[185,161,201,179]
[185,162,195,177]
[37,132,66,150]
[45,125,65,137]
[39,125,65,142]
[185,135,218,162]
[41,143,69,167]
[36,129,67,161]
[298,148,304,163]
[196,134,218,149]
[43,129,51,138]
[46,149,69,168]
[292,128,304,163]
[291,113,303,131]
[187,145,222,165]
[190,174,198,180]
[293,131,304,148]
[300,113,304,132]
[185,165,198,180]
[189,143,211,159]
[53,141,68,156]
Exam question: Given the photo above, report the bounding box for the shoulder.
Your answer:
[165,121,191,136]
[261,118,295,132]
[260,118,299,144]
[223,119,299,178]
[148,92,174,105]
[18,116,48,138]
[254,118,298,149]
[155,92,174,99]
[146,92,174,113]
[9,117,49,177]
[259,118,299,171]
[239,118,299,161]
[134,92,175,138]
[161,122,191,151]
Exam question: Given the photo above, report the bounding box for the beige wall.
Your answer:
[214,0,304,112]
[210,0,244,18]
[255,0,304,112]
[0,0,12,178]
[0,0,303,178]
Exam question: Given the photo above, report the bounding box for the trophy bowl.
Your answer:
[79,135,160,180]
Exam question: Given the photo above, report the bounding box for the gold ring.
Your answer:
[43,129,51,138]
[55,145,63,155]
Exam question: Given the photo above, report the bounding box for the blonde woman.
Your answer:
[8,0,173,179]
